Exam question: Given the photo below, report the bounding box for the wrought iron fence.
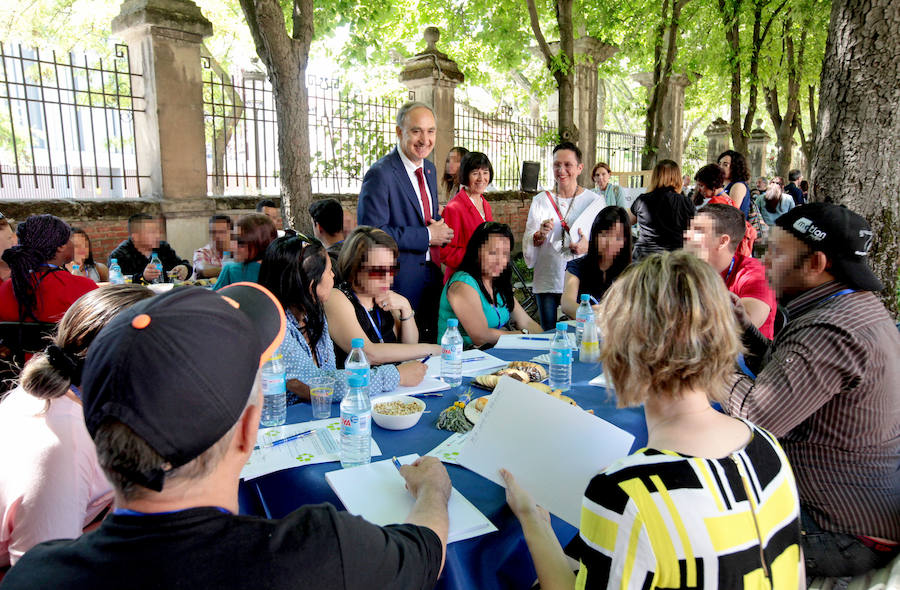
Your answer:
[203,67,413,196]
[0,42,144,199]
[596,130,645,178]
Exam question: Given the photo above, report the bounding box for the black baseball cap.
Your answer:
[776,203,883,292]
[81,282,286,491]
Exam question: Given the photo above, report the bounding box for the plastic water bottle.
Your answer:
[108,258,125,284]
[149,250,164,284]
[549,322,572,392]
[441,318,463,387]
[580,318,600,364]
[260,350,286,427]
[340,374,372,468]
[344,338,370,398]
[574,294,594,348]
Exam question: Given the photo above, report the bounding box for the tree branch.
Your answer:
[525,0,555,65]
[760,0,790,45]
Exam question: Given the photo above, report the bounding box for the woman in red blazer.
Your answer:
[440,152,494,282]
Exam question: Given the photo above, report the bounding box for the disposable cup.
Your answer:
[310,375,334,419]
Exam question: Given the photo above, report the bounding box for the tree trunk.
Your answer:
[720,0,746,153]
[526,0,578,145]
[811,0,900,317]
[238,0,314,235]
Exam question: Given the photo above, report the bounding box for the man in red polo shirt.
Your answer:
[684,203,777,338]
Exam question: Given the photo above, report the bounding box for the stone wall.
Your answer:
[0,190,538,265]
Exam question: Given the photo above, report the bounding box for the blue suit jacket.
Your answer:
[357,148,440,308]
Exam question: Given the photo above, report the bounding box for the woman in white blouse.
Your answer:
[523,142,602,329]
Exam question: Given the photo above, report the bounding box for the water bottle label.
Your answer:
[262,375,286,396]
[348,367,369,387]
[341,411,371,436]
[441,347,459,361]
[551,348,572,365]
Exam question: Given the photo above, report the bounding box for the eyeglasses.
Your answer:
[360,265,398,278]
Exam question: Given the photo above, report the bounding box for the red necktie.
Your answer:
[416,167,441,263]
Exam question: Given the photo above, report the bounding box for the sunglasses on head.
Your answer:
[361,265,398,278]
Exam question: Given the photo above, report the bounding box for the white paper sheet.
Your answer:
[372,376,451,399]
[457,377,635,528]
[424,350,508,378]
[494,333,576,351]
[325,454,497,543]
[426,432,469,465]
[569,196,608,244]
[589,371,613,389]
[241,418,383,480]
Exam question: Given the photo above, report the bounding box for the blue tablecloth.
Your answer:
[238,346,648,590]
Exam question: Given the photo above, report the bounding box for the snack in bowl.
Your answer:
[371,396,425,430]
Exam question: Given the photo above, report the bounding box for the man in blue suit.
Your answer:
[358,102,454,343]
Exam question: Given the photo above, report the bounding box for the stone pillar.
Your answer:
[399,28,464,198]
[747,121,770,179]
[112,0,214,257]
[633,72,695,168]
[704,117,731,164]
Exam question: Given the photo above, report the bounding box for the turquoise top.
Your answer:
[214,261,261,290]
[438,271,512,347]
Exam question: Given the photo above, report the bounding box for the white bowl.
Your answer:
[371,396,426,430]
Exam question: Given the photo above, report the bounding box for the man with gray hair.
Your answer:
[357,101,454,342]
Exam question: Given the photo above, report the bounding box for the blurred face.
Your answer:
[132,220,161,253]
[55,236,75,265]
[695,181,715,199]
[684,214,727,267]
[596,222,626,264]
[234,229,249,263]
[553,149,583,191]
[262,207,283,231]
[756,178,768,191]
[343,210,355,236]
[593,167,610,190]
[479,234,510,280]
[356,246,396,297]
[0,224,16,253]
[315,254,335,302]
[718,155,732,180]
[396,107,436,164]
[467,167,490,195]
[210,220,231,253]
[446,150,462,176]
[72,233,90,263]
[763,227,812,300]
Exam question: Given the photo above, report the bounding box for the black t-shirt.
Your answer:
[564,257,617,303]
[630,188,695,260]
[1,504,442,590]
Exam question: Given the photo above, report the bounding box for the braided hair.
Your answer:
[1,215,72,321]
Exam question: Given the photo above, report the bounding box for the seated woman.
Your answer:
[258,236,426,405]
[325,227,440,367]
[440,151,494,282]
[0,284,153,568]
[66,228,108,283]
[560,206,631,318]
[215,213,276,290]
[0,215,97,322]
[438,222,541,347]
[501,251,804,589]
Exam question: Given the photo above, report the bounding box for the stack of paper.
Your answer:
[424,350,508,378]
[241,418,383,480]
[457,377,634,527]
[325,454,497,543]
[374,376,451,399]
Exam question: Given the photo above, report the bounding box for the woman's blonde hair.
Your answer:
[598,251,741,406]
[648,159,683,193]
[20,284,154,401]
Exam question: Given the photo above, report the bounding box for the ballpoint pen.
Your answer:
[420,354,432,364]
[392,456,403,471]
[254,428,316,450]
[520,336,552,341]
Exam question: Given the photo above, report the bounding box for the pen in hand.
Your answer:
[392,456,403,471]
[420,354,432,364]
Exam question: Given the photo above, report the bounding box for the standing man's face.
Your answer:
[397,107,436,164]
[262,206,283,231]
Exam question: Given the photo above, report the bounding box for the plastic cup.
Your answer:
[310,375,334,419]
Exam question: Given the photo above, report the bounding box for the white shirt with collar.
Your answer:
[396,143,434,259]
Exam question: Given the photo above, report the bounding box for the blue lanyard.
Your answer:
[724,257,736,285]
[114,506,232,517]
[819,288,856,304]
[70,385,82,400]
[352,292,383,342]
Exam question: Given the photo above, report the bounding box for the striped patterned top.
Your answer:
[574,420,802,589]
[728,281,900,539]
